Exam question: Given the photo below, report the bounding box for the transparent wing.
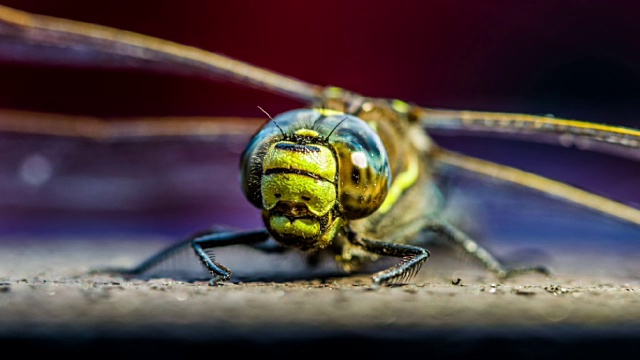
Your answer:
[0,110,266,236]
[0,4,323,103]
[0,108,265,139]
[412,105,640,233]
[416,107,640,161]
[3,3,636,159]
[432,148,640,226]
[430,150,640,276]
[1,3,639,251]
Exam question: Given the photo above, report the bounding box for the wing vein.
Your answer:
[432,148,640,226]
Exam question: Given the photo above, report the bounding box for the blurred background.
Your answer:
[0,0,639,261]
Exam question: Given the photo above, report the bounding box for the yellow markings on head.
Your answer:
[269,216,320,238]
[263,141,337,181]
[295,129,319,138]
[262,173,337,216]
[377,152,419,214]
[313,108,345,117]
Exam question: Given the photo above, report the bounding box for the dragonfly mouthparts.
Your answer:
[274,201,311,217]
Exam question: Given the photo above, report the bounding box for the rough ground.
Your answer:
[1,237,640,358]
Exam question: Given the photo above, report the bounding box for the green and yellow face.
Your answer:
[240,109,391,250]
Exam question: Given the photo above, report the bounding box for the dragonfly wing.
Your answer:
[432,148,640,226]
[430,150,640,276]
[0,5,323,104]
[0,108,265,139]
[417,107,640,161]
[0,111,266,234]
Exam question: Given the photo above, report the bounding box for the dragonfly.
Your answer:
[1,4,639,286]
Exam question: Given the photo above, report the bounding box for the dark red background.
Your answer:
[0,1,639,245]
[1,1,639,121]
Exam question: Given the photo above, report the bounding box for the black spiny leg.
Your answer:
[411,217,551,279]
[345,227,430,287]
[93,227,273,282]
[191,229,271,285]
[91,227,234,277]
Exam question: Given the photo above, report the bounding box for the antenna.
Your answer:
[257,106,285,137]
[327,115,349,140]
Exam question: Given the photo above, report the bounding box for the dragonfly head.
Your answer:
[240,109,391,250]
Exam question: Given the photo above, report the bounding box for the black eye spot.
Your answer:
[274,194,282,198]
[301,196,311,201]
[351,169,361,184]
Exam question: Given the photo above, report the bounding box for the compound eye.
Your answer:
[323,116,391,219]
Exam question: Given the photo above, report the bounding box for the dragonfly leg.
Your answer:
[418,217,551,279]
[91,225,239,275]
[190,229,271,285]
[93,228,272,285]
[345,227,430,287]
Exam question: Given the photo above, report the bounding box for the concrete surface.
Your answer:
[1,237,640,359]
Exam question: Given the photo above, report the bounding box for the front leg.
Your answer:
[344,226,430,287]
[191,229,271,285]
[417,217,551,279]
